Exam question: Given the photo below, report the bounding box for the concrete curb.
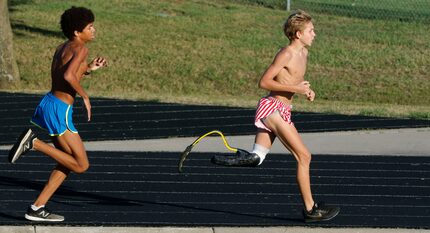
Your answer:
[80,127,430,156]
[2,226,430,233]
[1,128,429,156]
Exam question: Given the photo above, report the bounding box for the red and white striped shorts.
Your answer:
[254,96,293,132]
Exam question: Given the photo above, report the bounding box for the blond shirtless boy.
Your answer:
[213,10,340,222]
[8,6,107,222]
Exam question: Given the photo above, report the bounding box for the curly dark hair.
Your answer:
[60,6,94,40]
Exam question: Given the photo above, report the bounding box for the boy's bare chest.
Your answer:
[276,57,307,84]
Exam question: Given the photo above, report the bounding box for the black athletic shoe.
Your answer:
[9,128,37,164]
[25,206,64,222]
[303,202,340,223]
[211,149,260,167]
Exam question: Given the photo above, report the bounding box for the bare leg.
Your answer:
[263,112,314,211]
[33,165,69,207]
[250,129,276,164]
[254,129,276,149]
[33,131,89,173]
[32,131,89,207]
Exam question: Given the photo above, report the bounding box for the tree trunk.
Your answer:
[0,0,20,88]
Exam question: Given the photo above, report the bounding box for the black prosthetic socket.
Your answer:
[211,149,260,167]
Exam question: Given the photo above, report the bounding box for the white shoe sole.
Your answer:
[25,214,64,222]
[9,129,33,164]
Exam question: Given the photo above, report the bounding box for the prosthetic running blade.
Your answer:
[178,130,259,173]
[178,130,238,172]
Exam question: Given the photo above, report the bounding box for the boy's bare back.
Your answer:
[49,18,106,122]
[51,41,89,104]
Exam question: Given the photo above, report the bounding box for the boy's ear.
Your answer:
[73,30,80,37]
[295,30,302,39]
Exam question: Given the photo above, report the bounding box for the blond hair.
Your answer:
[284,10,312,41]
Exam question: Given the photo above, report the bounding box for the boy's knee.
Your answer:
[297,152,312,166]
[74,164,89,174]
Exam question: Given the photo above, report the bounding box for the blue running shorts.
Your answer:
[30,92,78,136]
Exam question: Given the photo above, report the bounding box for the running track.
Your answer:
[0,151,429,228]
[0,92,428,145]
[0,92,429,228]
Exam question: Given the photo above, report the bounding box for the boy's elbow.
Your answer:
[64,72,75,83]
[258,81,267,90]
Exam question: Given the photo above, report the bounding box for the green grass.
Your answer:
[4,0,430,119]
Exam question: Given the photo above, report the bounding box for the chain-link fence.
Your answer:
[292,0,430,23]
[240,0,430,23]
